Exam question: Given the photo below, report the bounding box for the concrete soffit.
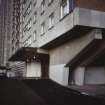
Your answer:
[8,47,49,62]
[65,39,105,69]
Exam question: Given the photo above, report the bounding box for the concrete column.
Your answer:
[94,29,102,39]
[74,67,85,86]
[49,64,69,86]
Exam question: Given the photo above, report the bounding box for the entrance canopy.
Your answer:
[65,39,105,69]
[8,47,49,62]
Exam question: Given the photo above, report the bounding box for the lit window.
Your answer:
[61,0,70,18]
[33,31,37,41]
[41,22,45,35]
[41,0,45,14]
[49,13,54,28]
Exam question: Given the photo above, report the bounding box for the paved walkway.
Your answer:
[68,85,105,98]
[0,78,105,105]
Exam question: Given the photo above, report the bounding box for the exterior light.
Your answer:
[33,56,36,59]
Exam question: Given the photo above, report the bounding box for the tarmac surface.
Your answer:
[0,78,105,105]
[69,84,105,98]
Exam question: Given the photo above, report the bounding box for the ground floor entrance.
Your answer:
[26,62,41,78]
[8,47,49,79]
[68,67,105,86]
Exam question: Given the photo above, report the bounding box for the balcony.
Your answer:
[39,8,105,49]
[8,47,49,62]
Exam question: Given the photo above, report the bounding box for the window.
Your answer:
[22,3,25,9]
[27,36,32,45]
[41,0,45,15]
[33,31,37,41]
[27,18,32,30]
[41,22,45,35]
[24,42,28,47]
[33,11,37,24]
[23,18,32,33]
[61,0,74,18]
[49,0,52,3]
[23,2,32,19]
[49,13,54,29]
[22,0,27,9]
[27,2,32,15]
[12,46,14,52]
[48,0,53,6]
[61,0,70,18]
[33,0,37,7]
[24,39,29,47]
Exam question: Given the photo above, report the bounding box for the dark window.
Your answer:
[60,0,74,18]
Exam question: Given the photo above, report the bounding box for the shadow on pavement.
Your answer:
[0,78,105,105]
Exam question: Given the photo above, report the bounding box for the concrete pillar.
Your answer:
[94,29,102,39]
[49,64,69,86]
[74,67,85,86]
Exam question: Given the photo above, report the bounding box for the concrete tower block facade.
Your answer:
[8,0,105,86]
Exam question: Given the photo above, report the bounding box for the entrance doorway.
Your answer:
[26,62,41,78]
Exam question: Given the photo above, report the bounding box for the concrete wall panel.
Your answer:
[49,64,69,86]
[73,67,85,85]
[49,30,96,65]
[85,67,105,84]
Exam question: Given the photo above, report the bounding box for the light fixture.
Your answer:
[33,56,36,60]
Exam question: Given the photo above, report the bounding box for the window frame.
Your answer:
[60,0,74,19]
[28,36,32,46]
[41,0,45,15]
[41,22,45,35]
[33,30,37,41]
[49,12,54,29]
[33,11,37,24]
[60,0,69,18]
[27,18,32,31]
[33,0,37,7]
[48,0,53,6]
